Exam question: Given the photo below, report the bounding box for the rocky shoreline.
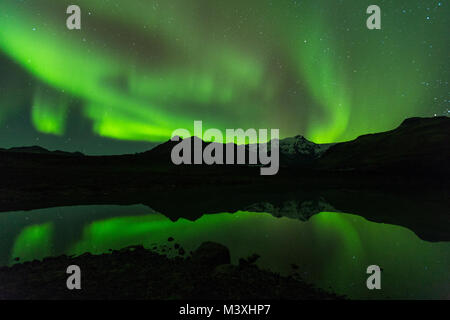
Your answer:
[0,241,342,300]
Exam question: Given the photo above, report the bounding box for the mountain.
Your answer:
[141,136,258,166]
[244,198,339,221]
[245,135,334,166]
[0,117,447,240]
[317,116,450,174]
[118,116,450,174]
[0,146,84,156]
[145,134,333,167]
[0,117,448,175]
[277,136,334,166]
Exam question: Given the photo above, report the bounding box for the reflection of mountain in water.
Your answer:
[1,205,449,299]
[138,186,448,242]
[0,116,448,242]
[244,198,339,221]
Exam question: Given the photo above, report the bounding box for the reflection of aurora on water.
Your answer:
[3,205,449,299]
[0,0,447,152]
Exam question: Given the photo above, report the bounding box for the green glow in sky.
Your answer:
[0,0,448,146]
[32,87,69,135]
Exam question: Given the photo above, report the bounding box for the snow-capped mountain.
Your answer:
[247,135,335,166]
[244,198,339,221]
[279,135,335,159]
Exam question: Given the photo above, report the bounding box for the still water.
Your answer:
[0,204,449,299]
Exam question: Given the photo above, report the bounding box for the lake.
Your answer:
[0,204,448,299]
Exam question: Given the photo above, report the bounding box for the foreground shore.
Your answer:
[0,242,341,300]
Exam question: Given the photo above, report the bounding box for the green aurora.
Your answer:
[0,0,448,151]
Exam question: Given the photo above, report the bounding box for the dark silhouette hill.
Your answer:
[134,116,449,174]
[317,116,450,173]
[0,146,84,156]
[1,117,447,175]
[0,117,448,242]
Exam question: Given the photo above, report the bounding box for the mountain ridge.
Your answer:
[0,145,84,156]
[0,116,448,174]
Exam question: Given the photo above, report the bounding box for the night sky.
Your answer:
[0,0,448,154]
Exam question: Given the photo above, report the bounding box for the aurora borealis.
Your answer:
[0,0,448,154]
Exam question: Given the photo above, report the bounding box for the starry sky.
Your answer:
[0,0,448,154]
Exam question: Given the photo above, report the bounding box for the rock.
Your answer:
[212,264,237,277]
[246,254,260,264]
[191,242,231,268]
[239,253,260,266]
[168,237,174,242]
